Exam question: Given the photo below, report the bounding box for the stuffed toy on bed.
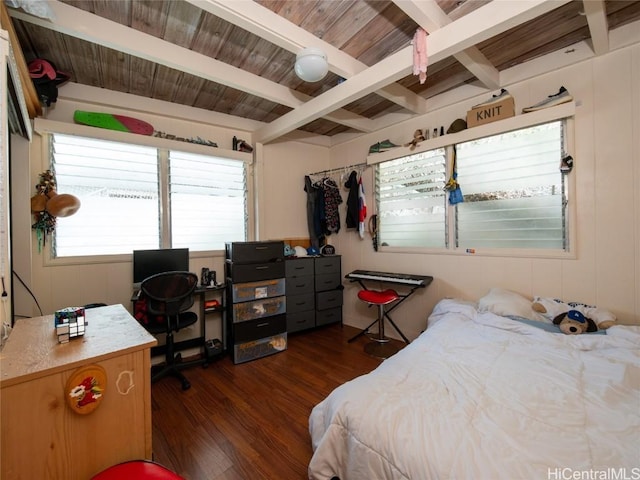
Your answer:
[532,296,616,330]
[552,310,598,335]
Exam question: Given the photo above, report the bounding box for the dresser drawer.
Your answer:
[315,272,342,292]
[233,314,286,343]
[233,332,287,364]
[316,290,343,310]
[285,257,314,277]
[230,278,285,302]
[226,241,284,264]
[316,307,342,326]
[286,311,315,333]
[286,293,314,314]
[226,261,285,283]
[285,276,314,295]
[314,256,340,274]
[232,295,286,323]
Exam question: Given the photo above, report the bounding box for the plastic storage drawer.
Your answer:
[315,272,342,292]
[231,278,286,302]
[285,276,314,296]
[226,241,284,264]
[226,261,285,283]
[233,314,287,343]
[315,256,340,274]
[232,296,286,323]
[233,332,287,364]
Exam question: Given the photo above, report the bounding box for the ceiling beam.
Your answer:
[393,0,500,90]
[582,0,609,55]
[254,0,571,144]
[188,0,428,115]
[9,0,375,133]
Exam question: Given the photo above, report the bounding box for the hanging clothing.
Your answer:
[322,177,342,234]
[358,175,367,239]
[344,170,359,229]
[304,176,321,249]
[412,27,428,85]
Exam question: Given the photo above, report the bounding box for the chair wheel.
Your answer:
[181,379,191,390]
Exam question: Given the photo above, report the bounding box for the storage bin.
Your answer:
[233,315,287,343]
[232,296,286,323]
[316,307,342,326]
[231,278,286,302]
[226,261,285,283]
[233,332,287,364]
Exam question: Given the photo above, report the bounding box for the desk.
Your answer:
[132,283,226,358]
[0,304,157,480]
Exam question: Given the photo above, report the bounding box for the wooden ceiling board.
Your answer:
[171,71,206,106]
[99,48,130,92]
[340,2,414,63]
[162,1,202,49]
[298,0,355,41]
[151,63,182,102]
[607,1,640,28]
[189,10,234,59]
[309,1,382,50]
[91,0,131,26]
[128,56,158,98]
[130,0,170,38]
[261,0,323,26]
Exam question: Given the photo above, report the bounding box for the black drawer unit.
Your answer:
[285,257,316,334]
[225,241,287,364]
[285,255,342,334]
[314,256,342,327]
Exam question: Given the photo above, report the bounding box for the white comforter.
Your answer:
[308,299,640,480]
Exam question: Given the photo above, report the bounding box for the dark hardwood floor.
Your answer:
[151,323,401,480]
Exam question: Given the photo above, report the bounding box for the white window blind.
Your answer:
[376,149,447,248]
[52,134,159,256]
[50,133,248,257]
[455,121,566,250]
[169,151,247,251]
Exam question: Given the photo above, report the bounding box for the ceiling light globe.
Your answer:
[295,47,329,82]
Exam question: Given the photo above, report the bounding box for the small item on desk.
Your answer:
[55,306,86,343]
[201,267,210,287]
[208,270,217,287]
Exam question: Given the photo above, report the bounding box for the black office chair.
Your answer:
[140,271,202,390]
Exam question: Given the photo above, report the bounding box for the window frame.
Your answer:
[369,103,577,259]
[35,119,255,266]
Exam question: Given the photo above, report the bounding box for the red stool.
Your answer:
[357,289,400,358]
[91,460,185,480]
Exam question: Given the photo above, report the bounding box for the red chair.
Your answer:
[91,460,184,480]
[357,288,400,359]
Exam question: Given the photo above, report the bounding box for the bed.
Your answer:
[308,295,640,480]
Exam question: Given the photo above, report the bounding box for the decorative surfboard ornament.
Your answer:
[73,110,154,136]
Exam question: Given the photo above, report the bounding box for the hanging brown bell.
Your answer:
[46,193,81,217]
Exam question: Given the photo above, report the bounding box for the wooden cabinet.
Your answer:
[0,304,156,480]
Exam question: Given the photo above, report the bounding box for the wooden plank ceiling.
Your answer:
[7,0,640,144]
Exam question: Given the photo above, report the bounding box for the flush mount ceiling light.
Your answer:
[294,47,329,82]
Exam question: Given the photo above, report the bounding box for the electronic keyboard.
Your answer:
[345,270,432,287]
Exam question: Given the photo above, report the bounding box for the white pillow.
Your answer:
[478,288,549,323]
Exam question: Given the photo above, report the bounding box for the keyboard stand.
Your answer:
[346,279,424,345]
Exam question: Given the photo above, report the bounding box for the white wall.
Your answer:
[323,43,640,338]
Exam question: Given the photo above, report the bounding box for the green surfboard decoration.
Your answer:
[73,111,154,136]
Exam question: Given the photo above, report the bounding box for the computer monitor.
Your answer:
[132,248,190,285]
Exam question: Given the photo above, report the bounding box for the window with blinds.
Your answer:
[51,133,247,257]
[169,151,246,251]
[374,119,569,253]
[376,149,447,248]
[455,121,566,250]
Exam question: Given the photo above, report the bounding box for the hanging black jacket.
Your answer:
[344,170,359,228]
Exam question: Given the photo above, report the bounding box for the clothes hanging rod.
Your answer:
[307,162,369,177]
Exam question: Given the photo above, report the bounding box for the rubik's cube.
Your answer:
[55,307,86,343]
